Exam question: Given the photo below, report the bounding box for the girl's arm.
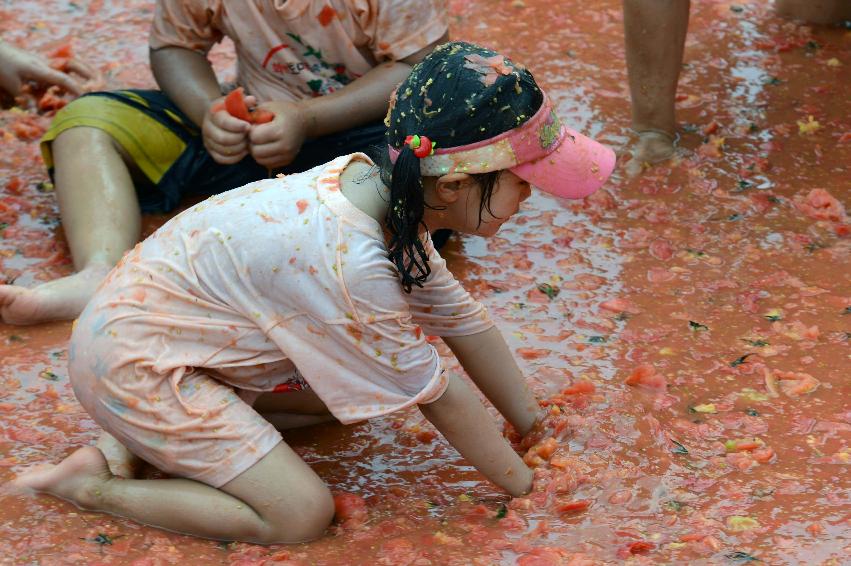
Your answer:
[419,374,533,497]
[442,327,542,436]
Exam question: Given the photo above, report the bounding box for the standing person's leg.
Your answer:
[623,0,691,172]
[775,0,851,24]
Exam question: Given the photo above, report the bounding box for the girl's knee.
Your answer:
[257,486,335,544]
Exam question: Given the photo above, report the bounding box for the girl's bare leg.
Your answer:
[622,0,691,174]
[0,127,141,325]
[13,441,334,544]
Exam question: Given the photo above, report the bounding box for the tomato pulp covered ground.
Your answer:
[0,0,848,564]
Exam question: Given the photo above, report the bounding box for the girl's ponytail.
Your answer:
[384,145,431,293]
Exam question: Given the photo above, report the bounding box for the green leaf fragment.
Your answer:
[536,283,560,300]
[81,533,115,546]
[743,339,769,347]
[496,503,508,519]
[726,551,761,562]
[735,179,753,192]
[689,321,709,331]
[730,354,754,367]
[763,310,783,321]
[664,500,684,512]
[588,335,607,344]
[671,440,689,454]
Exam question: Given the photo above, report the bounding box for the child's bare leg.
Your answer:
[95,432,142,479]
[14,442,334,544]
[0,127,140,325]
[775,0,851,24]
[622,0,690,174]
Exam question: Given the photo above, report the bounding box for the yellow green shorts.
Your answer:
[41,90,191,189]
[40,89,387,213]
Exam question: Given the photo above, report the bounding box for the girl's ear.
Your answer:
[434,173,474,204]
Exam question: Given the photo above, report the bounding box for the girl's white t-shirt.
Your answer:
[79,154,493,424]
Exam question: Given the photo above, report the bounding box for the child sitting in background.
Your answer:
[15,42,615,544]
[0,0,448,325]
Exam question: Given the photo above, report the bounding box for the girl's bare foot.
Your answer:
[0,263,111,325]
[96,432,142,479]
[12,447,113,509]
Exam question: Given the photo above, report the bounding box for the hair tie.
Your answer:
[404,135,436,158]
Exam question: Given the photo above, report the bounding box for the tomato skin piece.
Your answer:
[556,499,592,514]
[224,87,252,122]
[728,440,761,452]
[414,429,437,444]
[624,364,667,392]
[250,108,275,124]
[627,541,655,554]
[49,44,73,59]
[332,492,368,526]
[517,347,549,360]
[561,381,595,395]
[5,177,23,195]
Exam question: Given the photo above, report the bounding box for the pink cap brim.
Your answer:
[510,126,616,200]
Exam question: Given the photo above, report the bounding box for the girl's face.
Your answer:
[446,171,532,237]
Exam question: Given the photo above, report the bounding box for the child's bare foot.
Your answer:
[96,432,142,479]
[12,446,113,509]
[624,130,676,177]
[0,263,111,325]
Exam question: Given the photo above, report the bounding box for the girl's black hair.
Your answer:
[381,41,544,293]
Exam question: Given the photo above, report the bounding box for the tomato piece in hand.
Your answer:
[223,87,252,122]
[250,108,275,124]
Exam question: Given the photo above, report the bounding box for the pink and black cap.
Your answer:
[387,42,615,199]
